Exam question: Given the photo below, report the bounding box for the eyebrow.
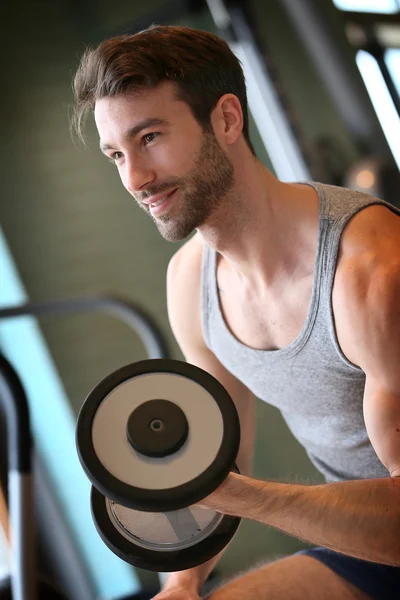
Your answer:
[99,118,171,153]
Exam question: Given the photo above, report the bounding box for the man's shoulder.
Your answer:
[339,199,400,271]
[333,200,400,366]
[335,201,400,331]
[166,233,207,351]
[167,233,206,310]
[168,232,204,282]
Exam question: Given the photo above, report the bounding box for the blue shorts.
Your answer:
[296,547,400,599]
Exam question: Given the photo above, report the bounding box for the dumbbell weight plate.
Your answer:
[76,359,240,512]
[90,484,241,572]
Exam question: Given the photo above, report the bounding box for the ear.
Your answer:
[211,94,244,147]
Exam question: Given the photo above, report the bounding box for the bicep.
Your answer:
[364,377,400,477]
[339,258,400,477]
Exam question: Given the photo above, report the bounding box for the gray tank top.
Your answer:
[201,182,400,483]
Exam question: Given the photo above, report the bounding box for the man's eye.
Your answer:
[143,132,159,145]
[109,152,123,163]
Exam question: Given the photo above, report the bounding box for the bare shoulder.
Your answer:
[167,231,204,288]
[166,232,205,350]
[338,203,400,262]
[333,203,400,368]
[336,203,400,288]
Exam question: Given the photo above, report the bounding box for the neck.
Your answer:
[197,159,319,290]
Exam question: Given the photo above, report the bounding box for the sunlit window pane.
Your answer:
[356,50,400,168]
[385,48,400,97]
[333,0,399,13]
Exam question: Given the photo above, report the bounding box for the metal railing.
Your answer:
[0,295,169,600]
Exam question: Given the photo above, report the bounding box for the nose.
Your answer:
[124,156,154,195]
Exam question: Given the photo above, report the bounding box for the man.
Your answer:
[72,25,400,600]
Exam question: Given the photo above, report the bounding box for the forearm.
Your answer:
[205,473,400,565]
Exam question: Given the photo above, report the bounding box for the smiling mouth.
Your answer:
[152,189,177,206]
[148,188,179,217]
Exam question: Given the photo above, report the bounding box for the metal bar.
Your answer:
[8,474,35,600]
[33,456,97,600]
[0,295,169,599]
[0,355,36,600]
[0,295,169,360]
[366,41,400,117]
[279,0,386,151]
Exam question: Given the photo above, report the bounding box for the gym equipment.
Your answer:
[0,353,68,600]
[76,358,242,572]
[0,296,169,599]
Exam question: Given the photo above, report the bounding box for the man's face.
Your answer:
[95,82,234,242]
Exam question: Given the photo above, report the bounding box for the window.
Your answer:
[386,48,400,95]
[333,0,399,13]
[334,2,400,170]
[356,50,400,168]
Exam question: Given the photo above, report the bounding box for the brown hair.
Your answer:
[72,25,255,154]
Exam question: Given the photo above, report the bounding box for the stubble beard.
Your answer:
[152,130,235,242]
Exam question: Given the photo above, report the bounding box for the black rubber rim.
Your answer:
[90,486,241,572]
[76,359,240,512]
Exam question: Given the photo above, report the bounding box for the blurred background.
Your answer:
[0,0,399,598]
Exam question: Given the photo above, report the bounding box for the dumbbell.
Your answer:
[76,359,241,572]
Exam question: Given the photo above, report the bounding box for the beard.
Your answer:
[137,129,235,242]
